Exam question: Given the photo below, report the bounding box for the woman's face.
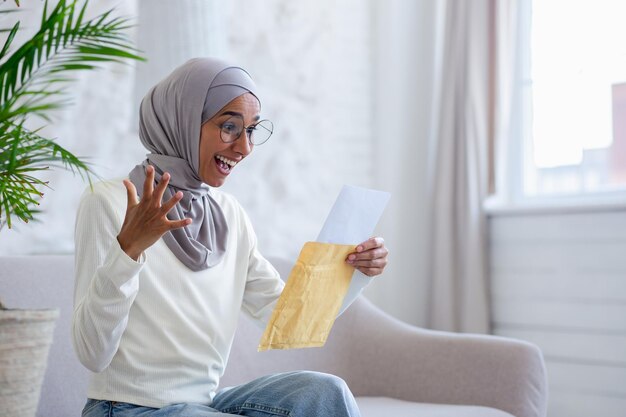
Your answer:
[198,93,261,187]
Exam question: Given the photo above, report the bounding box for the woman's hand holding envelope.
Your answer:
[345,236,388,277]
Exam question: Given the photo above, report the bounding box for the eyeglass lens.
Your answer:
[220,117,273,145]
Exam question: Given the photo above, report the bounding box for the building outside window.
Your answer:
[515,0,626,201]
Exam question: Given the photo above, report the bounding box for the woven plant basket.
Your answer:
[0,309,58,417]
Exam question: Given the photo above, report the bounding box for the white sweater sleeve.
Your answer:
[238,206,284,326]
[72,188,145,372]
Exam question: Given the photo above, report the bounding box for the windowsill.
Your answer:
[484,194,626,217]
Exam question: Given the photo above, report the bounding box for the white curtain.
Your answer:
[133,0,228,124]
[426,0,518,333]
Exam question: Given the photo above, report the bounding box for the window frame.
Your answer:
[486,0,626,214]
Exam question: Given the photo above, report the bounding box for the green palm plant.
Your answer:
[0,0,144,231]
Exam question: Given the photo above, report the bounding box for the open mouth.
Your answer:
[215,154,237,175]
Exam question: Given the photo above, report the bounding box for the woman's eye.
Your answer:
[221,122,237,133]
[246,126,256,136]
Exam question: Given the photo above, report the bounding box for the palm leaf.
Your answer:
[0,22,19,60]
[0,121,95,227]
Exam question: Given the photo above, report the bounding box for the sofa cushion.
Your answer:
[356,397,515,417]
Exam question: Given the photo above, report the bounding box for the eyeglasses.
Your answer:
[214,116,273,146]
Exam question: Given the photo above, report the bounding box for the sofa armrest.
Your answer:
[338,298,548,417]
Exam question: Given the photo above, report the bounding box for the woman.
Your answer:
[73,57,388,417]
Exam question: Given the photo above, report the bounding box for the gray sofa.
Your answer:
[0,255,548,417]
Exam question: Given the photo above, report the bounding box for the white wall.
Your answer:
[220,0,375,262]
[0,0,375,259]
[0,0,439,327]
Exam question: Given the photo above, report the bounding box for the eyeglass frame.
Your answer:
[211,115,274,146]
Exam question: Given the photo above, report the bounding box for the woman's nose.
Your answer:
[232,133,253,155]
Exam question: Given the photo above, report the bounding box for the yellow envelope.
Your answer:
[258,242,356,351]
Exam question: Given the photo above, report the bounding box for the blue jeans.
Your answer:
[81,371,361,416]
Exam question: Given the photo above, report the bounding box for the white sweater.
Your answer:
[72,180,285,407]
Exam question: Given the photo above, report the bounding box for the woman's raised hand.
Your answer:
[117,165,191,261]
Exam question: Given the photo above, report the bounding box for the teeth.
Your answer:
[216,155,237,167]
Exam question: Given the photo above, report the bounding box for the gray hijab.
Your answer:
[129,57,259,271]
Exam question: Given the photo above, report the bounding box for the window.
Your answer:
[518,0,626,199]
